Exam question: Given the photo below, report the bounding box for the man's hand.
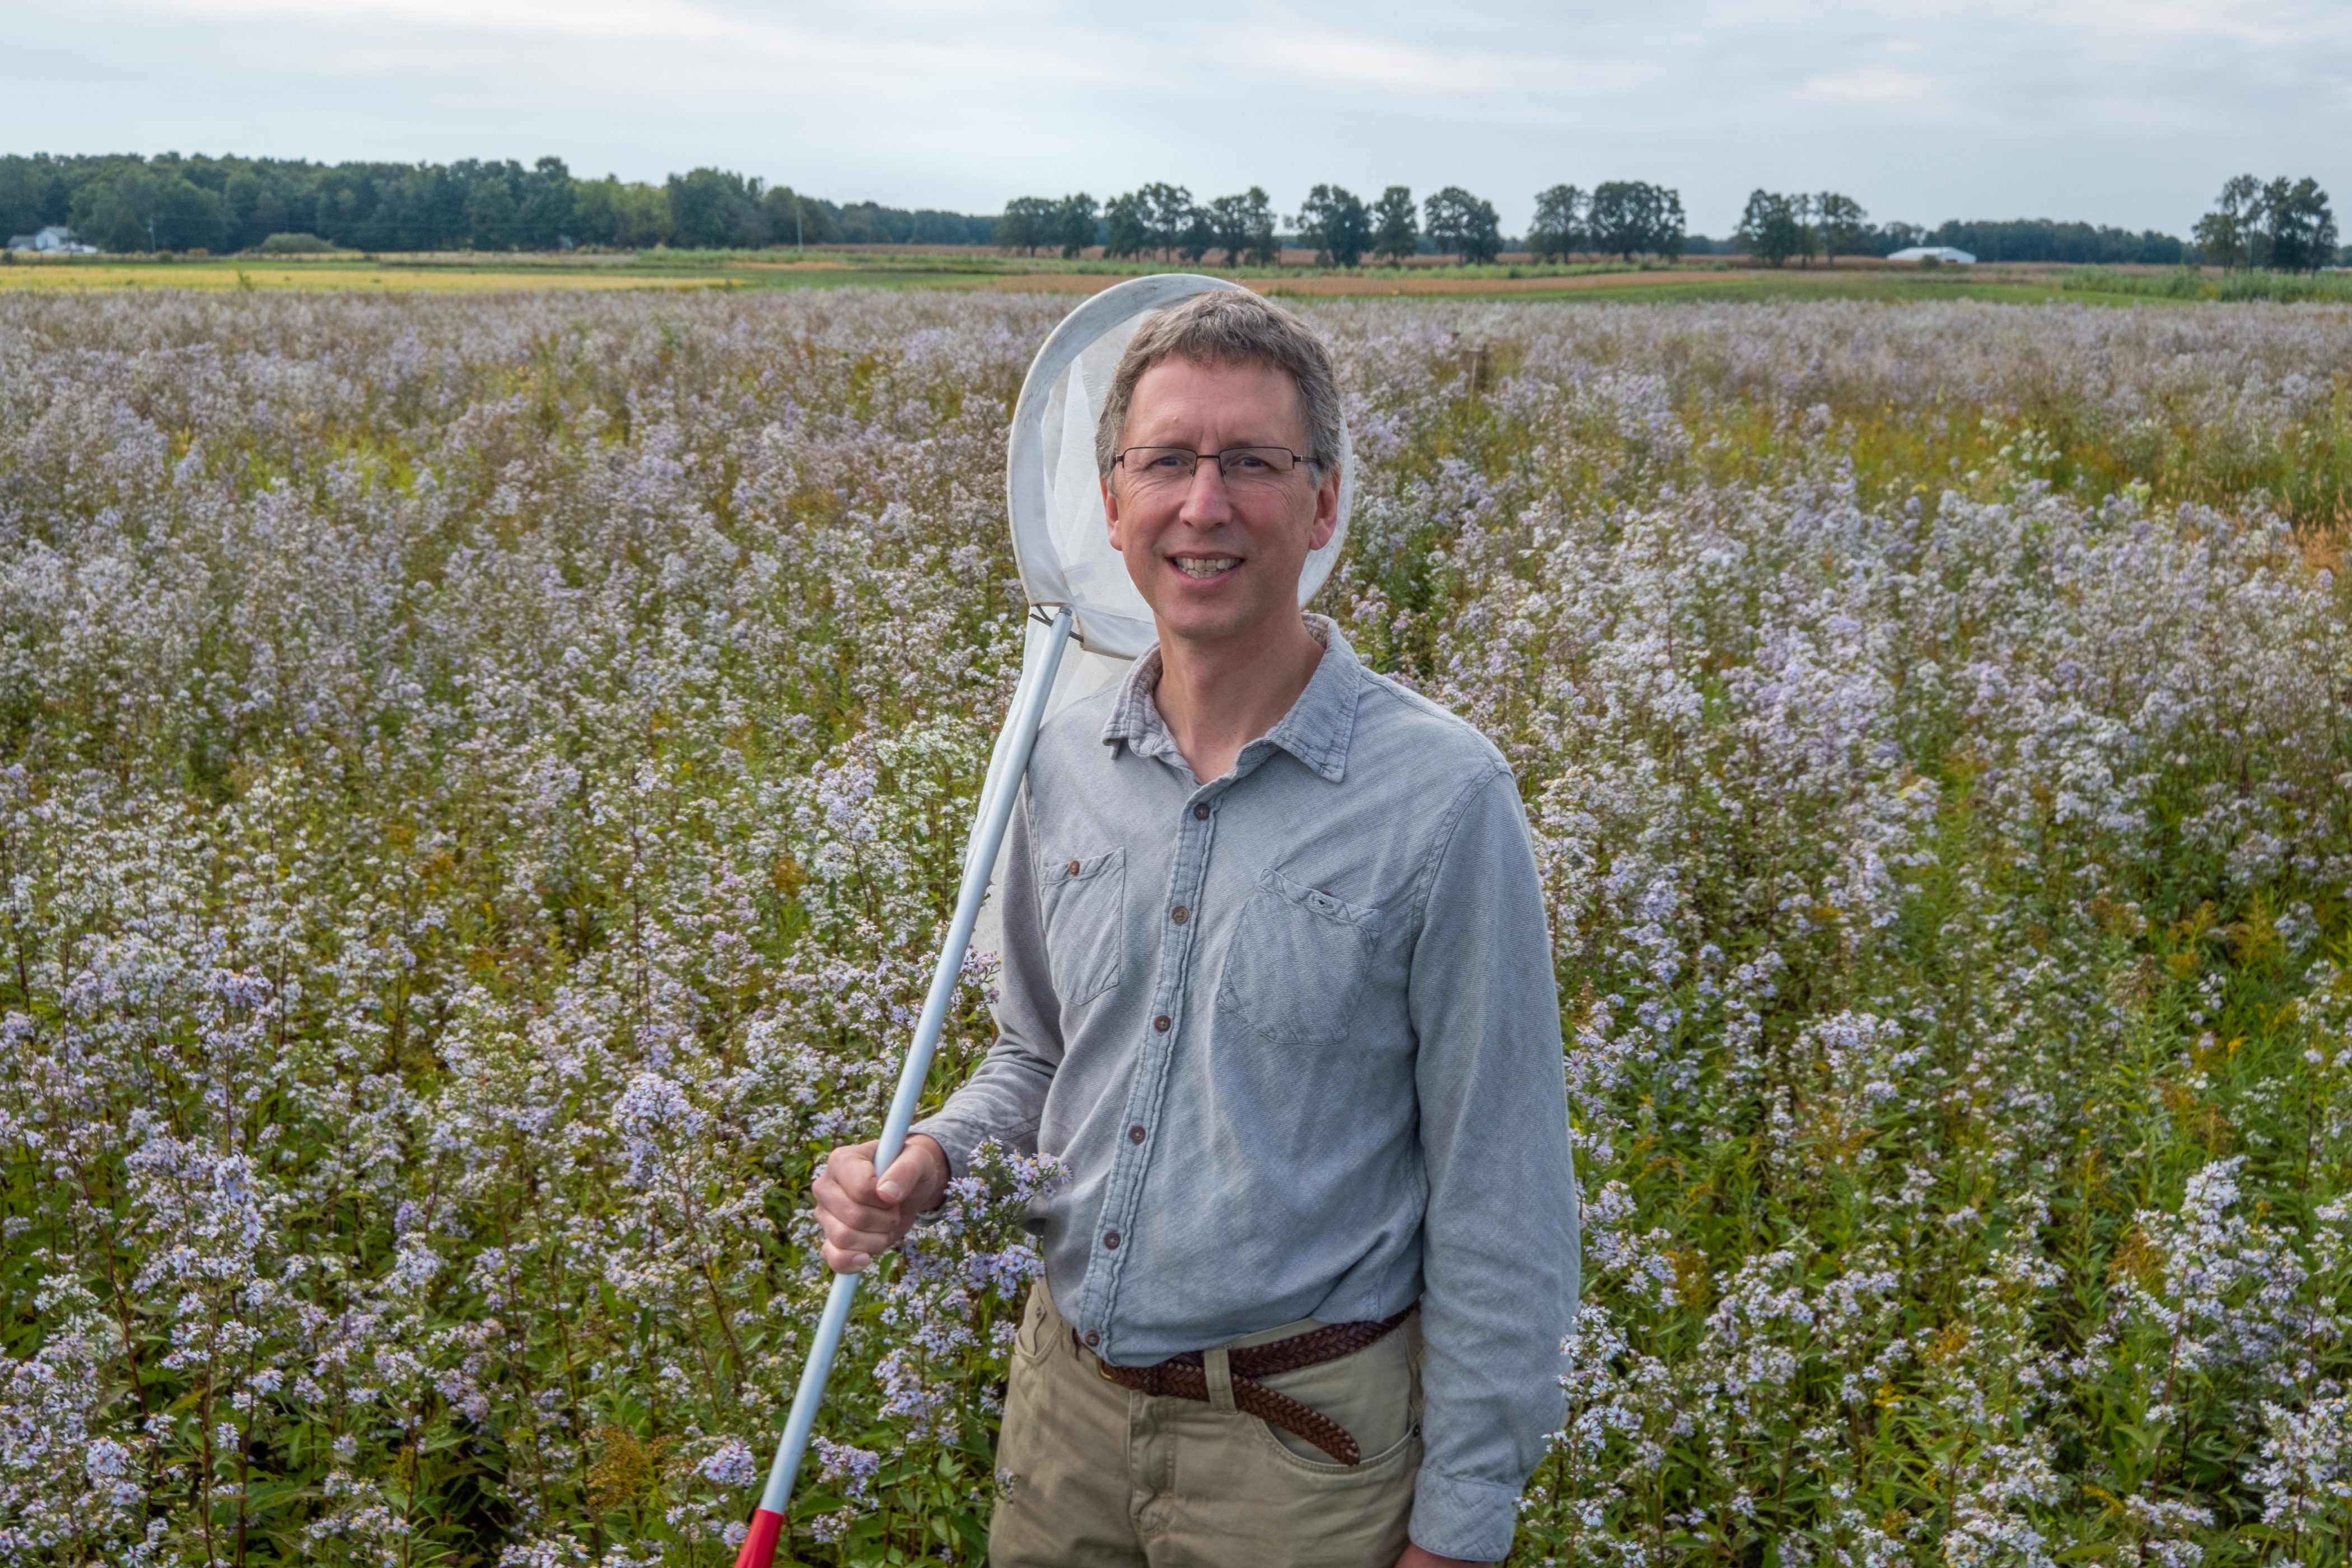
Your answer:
[1397,1547,1486,1568]
[812,1134,950,1272]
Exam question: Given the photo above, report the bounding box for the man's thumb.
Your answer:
[876,1145,927,1204]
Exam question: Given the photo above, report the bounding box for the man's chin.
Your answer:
[1147,600,1296,652]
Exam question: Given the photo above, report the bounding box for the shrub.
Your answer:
[256,230,333,254]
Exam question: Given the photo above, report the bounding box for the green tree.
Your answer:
[1134,183,1194,259]
[2194,175,2263,270]
[466,177,518,250]
[220,169,293,251]
[665,168,767,249]
[516,156,575,249]
[1179,202,1215,263]
[1371,185,1417,265]
[1735,190,1802,267]
[71,166,228,252]
[1297,184,1371,267]
[0,155,69,240]
[993,195,1057,255]
[759,186,832,248]
[1104,192,1149,259]
[1422,185,1500,264]
[836,202,909,244]
[1237,188,1280,267]
[2262,176,2337,273]
[1589,180,1684,261]
[1816,192,1866,266]
[1528,184,1585,262]
[1053,193,1098,258]
[1205,192,1254,264]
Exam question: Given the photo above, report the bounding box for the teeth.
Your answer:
[1175,557,1239,578]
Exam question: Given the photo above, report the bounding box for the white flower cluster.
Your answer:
[1,287,2348,1563]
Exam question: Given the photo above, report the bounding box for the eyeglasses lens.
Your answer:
[1121,447,1299,488]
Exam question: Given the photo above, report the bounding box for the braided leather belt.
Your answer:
[1082,1310,1411,1465]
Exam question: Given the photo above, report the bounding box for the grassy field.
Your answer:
[0,246,2196,307]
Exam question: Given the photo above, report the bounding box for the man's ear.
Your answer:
[1102,477,1124,549]
[1306,464,1340,552]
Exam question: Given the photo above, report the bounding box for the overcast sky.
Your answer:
[6,0,2348,236]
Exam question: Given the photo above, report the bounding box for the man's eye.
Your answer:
[1145,452,1190,470]
[1226,454,1270,472]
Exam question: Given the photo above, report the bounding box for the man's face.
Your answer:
[1103,356,1340,652]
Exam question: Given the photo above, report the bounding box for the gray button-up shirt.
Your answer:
[913,616,1578,1561]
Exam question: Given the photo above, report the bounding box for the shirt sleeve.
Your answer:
[1404,765,1580,1563]
[909,781,1063,1177]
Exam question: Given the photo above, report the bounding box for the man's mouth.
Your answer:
[1173,556,1240,580]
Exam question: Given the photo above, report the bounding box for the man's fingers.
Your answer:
[813,1190,903,1245]
[811,1166,899,1227]
[820,1239,875,1273]
[816,1210,898,1258]
[823,1140,884,1203]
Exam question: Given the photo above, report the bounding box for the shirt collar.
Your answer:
[1102,614,1363,785]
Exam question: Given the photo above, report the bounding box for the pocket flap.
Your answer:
[1259,866,1383,934]
[1042,848,1123,887]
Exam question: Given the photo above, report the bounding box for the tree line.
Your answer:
[0,153,997,254]
[1727,192,2205,267]
[995,180,1687,265]
[8,151,2339,271]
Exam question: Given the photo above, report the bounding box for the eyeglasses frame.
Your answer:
[1110,445,1317,484]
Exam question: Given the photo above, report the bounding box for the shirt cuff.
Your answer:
[1409,1467,1525,1564]
[905,1113,978,1180]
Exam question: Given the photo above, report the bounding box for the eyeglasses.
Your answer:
[1112,446,1312,491]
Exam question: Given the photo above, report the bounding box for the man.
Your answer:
[813,290,1576,1567]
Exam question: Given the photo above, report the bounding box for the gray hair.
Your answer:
[1095,291,1343,487]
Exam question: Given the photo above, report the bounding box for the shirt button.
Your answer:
[1192,803,1210,820]
[1084,1330,1100,1348]
[1170,906,1189,925]
[1128,1124,1146,1144]
[1153,1015,1170,1032]
[1103,1230,1121,1249]
[1067,859,1081,875]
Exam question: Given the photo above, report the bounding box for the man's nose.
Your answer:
[1177,460,1235,523]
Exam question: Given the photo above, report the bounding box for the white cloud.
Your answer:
[2,0,2346,233]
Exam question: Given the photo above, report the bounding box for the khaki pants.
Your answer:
[990,1283,1423,1568]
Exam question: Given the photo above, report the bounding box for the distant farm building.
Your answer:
[1887,246,1976,264]
[6,226,100,254]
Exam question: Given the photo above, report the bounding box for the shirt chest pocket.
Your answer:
[1037,848,1125,1006]
[1217,867,1385,1051]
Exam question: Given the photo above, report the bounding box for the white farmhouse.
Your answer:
[1887,245,1976,264]
[4,226,100,254]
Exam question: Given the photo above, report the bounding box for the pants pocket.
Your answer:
[1245,1313,1421,1469]
[1011,1280,1055,1365]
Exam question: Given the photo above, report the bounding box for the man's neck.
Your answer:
[1151,613,1327,783]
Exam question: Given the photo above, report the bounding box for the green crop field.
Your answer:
[0,247,2208,308]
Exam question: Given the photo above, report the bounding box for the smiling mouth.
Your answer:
[1173,556,1240,579]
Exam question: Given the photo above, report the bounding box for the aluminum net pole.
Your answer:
[735,606,1075,1568]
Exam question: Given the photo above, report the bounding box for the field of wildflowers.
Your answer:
[2,287,2350,1567]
